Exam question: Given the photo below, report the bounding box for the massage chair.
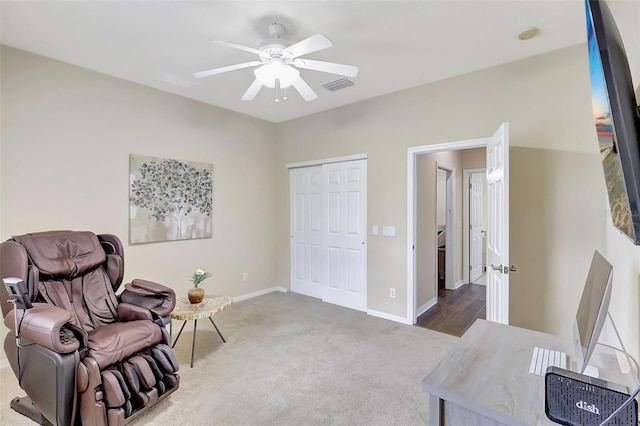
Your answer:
[0,230,180,425]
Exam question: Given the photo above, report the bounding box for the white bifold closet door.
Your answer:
[290,159,367,312]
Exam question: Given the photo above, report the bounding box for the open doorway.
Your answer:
[414,151,486,336]
[408,122,510,334]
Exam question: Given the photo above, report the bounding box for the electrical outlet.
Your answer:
[390,288,396,298]
[243,272,249,282]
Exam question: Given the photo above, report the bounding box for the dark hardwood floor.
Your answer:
[416,283,486,337]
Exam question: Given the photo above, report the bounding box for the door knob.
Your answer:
[509,265,517,272]
[491,264,512,274]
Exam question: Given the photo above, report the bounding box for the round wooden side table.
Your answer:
[170,295,233,368]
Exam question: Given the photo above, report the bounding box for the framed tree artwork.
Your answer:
[129,154,213,244]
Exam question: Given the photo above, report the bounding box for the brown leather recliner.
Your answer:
[1,230,180,426]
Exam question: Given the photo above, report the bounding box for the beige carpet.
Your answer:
[0,292,457,425]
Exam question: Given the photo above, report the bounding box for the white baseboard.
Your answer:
[0,358,9,370]
[233,286,288,303]
[445,280,465,291]
[367,309,413,325]
[416,297,437,317]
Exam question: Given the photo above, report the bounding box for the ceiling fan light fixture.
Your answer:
[254,60,300,89]
[195,23,353,102]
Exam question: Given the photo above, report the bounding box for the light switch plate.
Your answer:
[383,226,396,237]
[372,226,378,235]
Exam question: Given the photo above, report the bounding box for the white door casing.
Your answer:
[486,122,510,324]
[469,173,484,283]
[289,159,367,312]
[407,123,509,325]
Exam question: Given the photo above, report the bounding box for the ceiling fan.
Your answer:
[193,23,358,102]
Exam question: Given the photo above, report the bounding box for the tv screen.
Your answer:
[585,0,640,244]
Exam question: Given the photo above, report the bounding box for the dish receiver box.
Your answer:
[545,366,637,426]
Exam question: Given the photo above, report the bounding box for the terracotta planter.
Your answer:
[188,287,205,304]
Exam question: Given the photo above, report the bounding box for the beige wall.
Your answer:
[1,46,279,359]
[461,148,486,170]
[275,43,608,333]
[416,150,463,308]
[1,0,639,364]
[414,147,486,309]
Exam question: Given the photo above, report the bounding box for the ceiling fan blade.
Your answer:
[241,79,264,101]
[193,61,262,78]
[284,34,333,58]
[292,77,318,101]
[213,40,264,56]
[293,59,358,77]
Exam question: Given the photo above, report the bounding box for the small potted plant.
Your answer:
[188,268,212,304]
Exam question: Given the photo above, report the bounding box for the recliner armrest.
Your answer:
[120,279,176,317]
[117,302,153,322]
[3,303,80,353]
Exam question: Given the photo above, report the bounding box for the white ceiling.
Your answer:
[0,1,629,123]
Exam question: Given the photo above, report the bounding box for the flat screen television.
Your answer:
[585,0,640,244]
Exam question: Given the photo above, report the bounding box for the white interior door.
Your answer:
[290,159,367,312]
[322,160,367,311]
[290,166,323,299]
[469,173,484,283]
[486,122,509,324]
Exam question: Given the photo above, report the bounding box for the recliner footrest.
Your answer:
[121,362,149,409]
[151,344,179,374]
[141,354,166,395]
[127,356,156,390]
[101,370,133,418]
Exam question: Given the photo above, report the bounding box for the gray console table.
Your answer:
[422,319,625,425]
